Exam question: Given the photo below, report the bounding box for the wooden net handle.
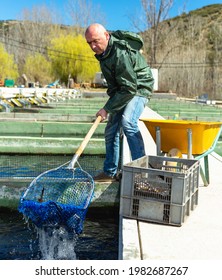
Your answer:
[69,115,102,167]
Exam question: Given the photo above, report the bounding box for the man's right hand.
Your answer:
[96,108,108,121]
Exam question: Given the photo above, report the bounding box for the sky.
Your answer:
[0,0,221,31]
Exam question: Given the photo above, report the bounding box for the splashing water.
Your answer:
[36,226,78,260]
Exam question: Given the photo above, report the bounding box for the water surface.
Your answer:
[0,208,119,260]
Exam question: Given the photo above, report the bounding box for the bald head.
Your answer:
[85,23,107,36]
[85,23,110,55]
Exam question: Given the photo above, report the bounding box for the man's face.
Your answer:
[85,29,109,55]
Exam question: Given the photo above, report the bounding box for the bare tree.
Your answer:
[4,5,62,77]
[131,0,175,66]
[66,0,106,35]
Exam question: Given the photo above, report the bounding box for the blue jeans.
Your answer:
[104,95,148,177]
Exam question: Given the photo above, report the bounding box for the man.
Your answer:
[85,23,154,182]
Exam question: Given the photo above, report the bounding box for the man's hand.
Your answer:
[96,108,108,121]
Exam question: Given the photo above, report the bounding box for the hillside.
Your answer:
[151,4,222,99]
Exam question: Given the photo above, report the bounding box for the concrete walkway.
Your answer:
[119,107,222,260]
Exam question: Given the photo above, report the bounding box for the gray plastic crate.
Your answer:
[121,155,200,205]
[120,155,200,226]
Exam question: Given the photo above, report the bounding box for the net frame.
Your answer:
[18,163,94,234]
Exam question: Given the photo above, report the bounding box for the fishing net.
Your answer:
[18,116,101,235]
[18,165,94,234]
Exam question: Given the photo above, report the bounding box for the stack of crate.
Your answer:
[120,155,200,226]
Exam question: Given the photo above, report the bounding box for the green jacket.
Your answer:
[95,31,154,114]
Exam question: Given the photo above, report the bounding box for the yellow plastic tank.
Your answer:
[140,119,222,155]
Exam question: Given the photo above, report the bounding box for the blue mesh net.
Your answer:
[18,166,94,234]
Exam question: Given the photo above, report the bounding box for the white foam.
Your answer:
[36,226,78,260]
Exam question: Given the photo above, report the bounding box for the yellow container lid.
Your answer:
[140,119,222,155]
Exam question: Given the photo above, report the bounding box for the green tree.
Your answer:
[0,43,19,81]
[48,34,99,83]
[23,53,53,86]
